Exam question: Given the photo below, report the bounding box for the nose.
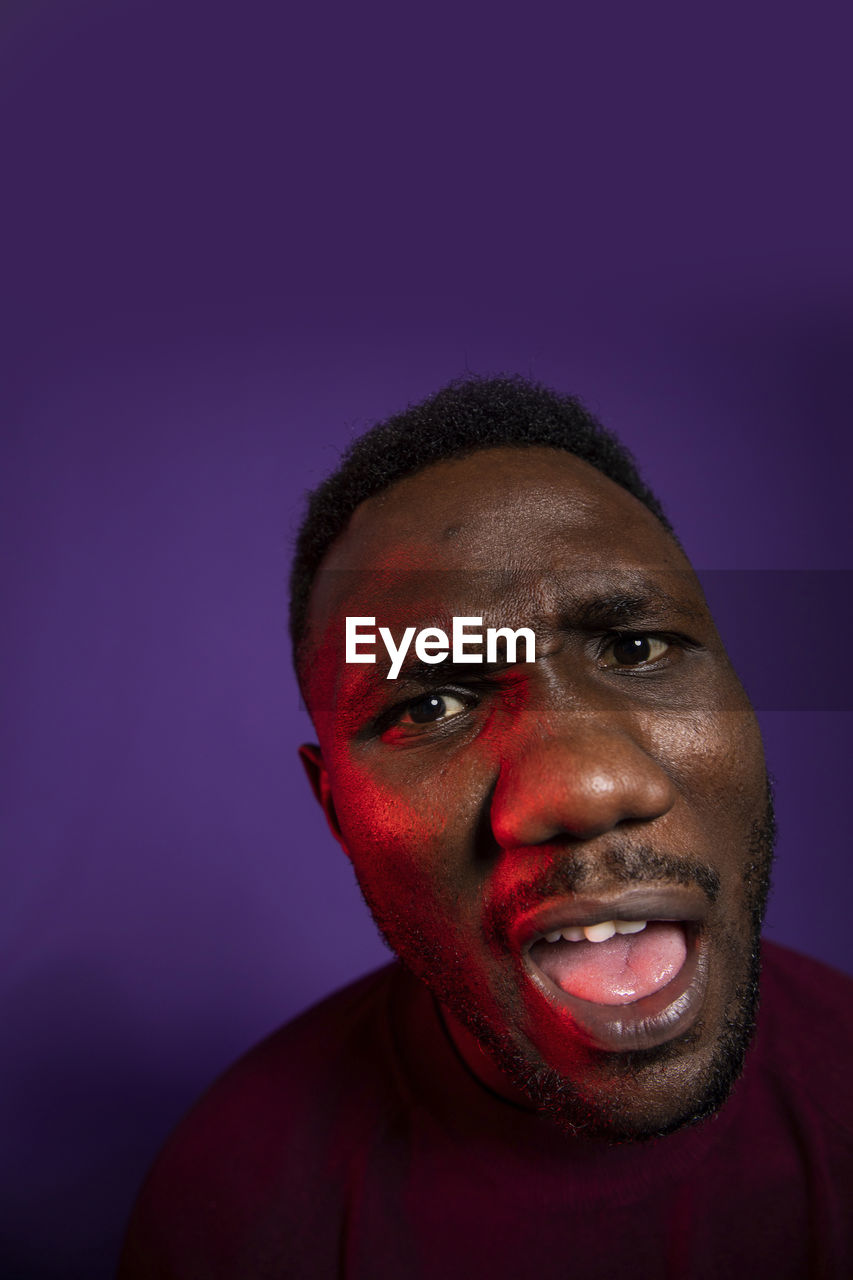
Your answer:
[490,716,677,850]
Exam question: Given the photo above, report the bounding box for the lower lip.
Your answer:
[522,925,708,1053]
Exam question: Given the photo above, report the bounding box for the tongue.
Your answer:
[532,922,687,1005]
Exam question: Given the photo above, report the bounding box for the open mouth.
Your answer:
[529,919,688,1005]
[514,887,711,1053]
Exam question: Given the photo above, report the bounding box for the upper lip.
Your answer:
[510,884,711,955]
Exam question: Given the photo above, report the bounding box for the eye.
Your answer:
[397,692,469,726]
[600,633,671,668]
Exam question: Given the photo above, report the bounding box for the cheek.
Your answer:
[647,707,768,867]
[328,751,473,903]
[685,710,764,805]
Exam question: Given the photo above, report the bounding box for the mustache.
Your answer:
[486,842,721,939]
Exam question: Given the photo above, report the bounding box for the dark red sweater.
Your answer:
[119,943,853,1278]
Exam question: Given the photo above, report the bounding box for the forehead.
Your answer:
[307,446,690,630]
[330,446,664,572]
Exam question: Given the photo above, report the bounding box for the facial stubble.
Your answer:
[354,785,776,1143]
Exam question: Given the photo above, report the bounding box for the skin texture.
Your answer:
[300,447,772,1140]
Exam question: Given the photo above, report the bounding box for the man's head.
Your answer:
[291,377,773,1142]
[289,377,674,679]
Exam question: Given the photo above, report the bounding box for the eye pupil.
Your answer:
[408,695,446,723]
[612,635,652,665]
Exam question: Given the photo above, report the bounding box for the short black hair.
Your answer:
[289,375,675,675]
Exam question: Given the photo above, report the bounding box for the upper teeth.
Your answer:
[543,919,648,944]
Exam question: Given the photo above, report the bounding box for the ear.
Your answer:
[298,743,347,851]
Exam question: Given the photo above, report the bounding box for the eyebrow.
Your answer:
[392,657,516,685]
[340,651,526,703]
[569,588,703,630]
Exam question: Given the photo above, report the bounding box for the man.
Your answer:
[119,377,853,1278]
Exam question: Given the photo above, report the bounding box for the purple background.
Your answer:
[2,3,852,1276]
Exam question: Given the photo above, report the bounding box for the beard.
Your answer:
[461,937,764,1143]
[358,785,776,1143]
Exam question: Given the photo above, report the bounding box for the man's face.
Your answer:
[302,447,772,1140]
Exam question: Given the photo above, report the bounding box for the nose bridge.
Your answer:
[490,709,676,850]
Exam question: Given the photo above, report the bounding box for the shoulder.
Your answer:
[757,940,853,1135]
[174,960,405,1148]
[760,939,853,1036]
[119,962,408,1277]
